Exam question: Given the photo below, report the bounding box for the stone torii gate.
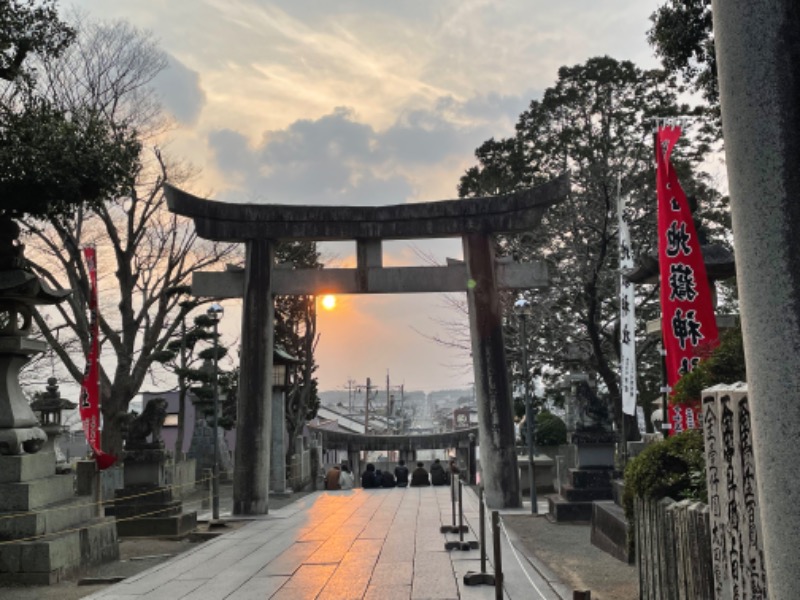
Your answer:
[165,174,569,512]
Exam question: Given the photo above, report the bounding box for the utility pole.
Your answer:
[399,384,405,434]
[346,377,355,413]
[364,377,371,433]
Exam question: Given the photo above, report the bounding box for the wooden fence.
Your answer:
[635,497,714,600]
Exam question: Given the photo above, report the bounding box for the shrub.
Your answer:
[535,410,567,447]
[622,429,707,556]
[623,429,707,523]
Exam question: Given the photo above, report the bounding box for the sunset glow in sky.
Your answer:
[69,0,664,392]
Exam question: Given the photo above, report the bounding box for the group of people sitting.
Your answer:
[324,458,459,490]
[323,463,356,490]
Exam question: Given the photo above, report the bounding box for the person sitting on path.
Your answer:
[409,461,430,486]
[395,460,410,488]
[430,458,448,486]
[339,464,355,490]
[324,464,341,490]
[380,469,397,488]
[361,463,380,489]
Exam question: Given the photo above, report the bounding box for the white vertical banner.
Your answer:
[618,185,638,416]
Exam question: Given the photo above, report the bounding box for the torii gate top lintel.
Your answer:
[164,174,569,242]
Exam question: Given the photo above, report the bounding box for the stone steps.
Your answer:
[0,472,74,512]
[0,517,119,585]
[547,494,594,521]
[560,483,613,503]
[0,495,100,540]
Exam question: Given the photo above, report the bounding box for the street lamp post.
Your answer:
[515,298,537,514]
[207,302,224,521]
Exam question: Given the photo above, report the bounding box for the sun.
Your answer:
[321,295,336,310]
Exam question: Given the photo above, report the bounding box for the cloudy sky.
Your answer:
[69,0,664,393]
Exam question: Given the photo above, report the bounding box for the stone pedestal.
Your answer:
[575,442,615,468]
[518,453,555,494]
[114,446,196,538]
[0,452,119,584]
[547,433,616,522]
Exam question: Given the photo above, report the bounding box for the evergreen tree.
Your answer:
[151,291,234,455]
[459,56,727,437]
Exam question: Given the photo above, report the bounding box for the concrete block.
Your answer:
[19,531,76,573]
[575,443,615,468]
[0,452,55,483]
[0,519,118,584]
[0,543,21,573]
[590,501,633,564]
[561,484,612,503]
[116,511,197,538]
[569,467,614,488]
[0,496,97,539]
[83,519,120,564]
[547,494,594,521]
[518,454,555,493]
[611,478,625,506]
[124,460,166,487]
[0,474,73,511]
[0,570,54,585]
[75,460,96,496]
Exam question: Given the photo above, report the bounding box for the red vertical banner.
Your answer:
[656,124,719,434]
[79,247,116,469]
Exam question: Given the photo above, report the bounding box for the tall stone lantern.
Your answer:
[0,219,70,455]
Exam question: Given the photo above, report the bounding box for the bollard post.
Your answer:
[440,476,457,533]
[458,479,465,542]
[463,487,495,585]
[445,481,479,550]
[459,480,479,549]
[441,474,467,534]
[479,487,487,573]
[493,510,503,600]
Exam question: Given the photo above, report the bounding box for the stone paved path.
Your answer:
[83,486,570,600]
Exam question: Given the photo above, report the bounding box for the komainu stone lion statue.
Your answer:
[125,398,168,447]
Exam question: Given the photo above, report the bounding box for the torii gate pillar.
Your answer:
[233,239,274,515]
[464,233,521,508]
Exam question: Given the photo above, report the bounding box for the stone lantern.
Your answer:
[0,218,69,455]
[0,219,121,584]
[30,377,77,466]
